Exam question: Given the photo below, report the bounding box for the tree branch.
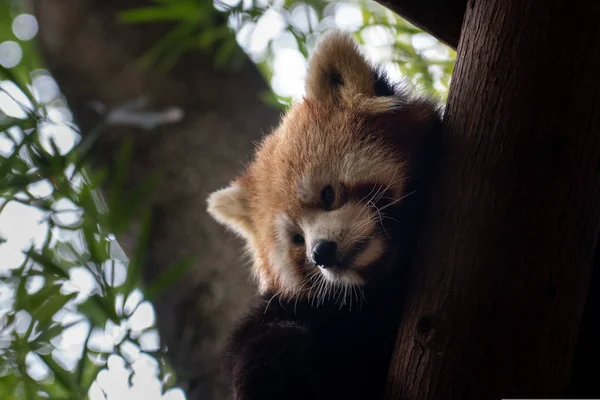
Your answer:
[376,0,465,49]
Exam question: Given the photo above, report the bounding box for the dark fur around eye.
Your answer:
[320,185,335,210]
[292,233,305,246]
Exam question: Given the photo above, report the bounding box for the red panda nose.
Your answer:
[311,240,338,268]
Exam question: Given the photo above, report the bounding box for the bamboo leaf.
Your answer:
[119,5,200,23]
[32,292,77,335]
[0,65,30,104]
[76,325,93,387]
[0,374,20,398]
[15,281,61,312]
[36,381,70,400]
[122,209,152,298]
[35,319,83,344]
[78,294,120,326]
[107,139,132,223]
[15,350,37,400]
[214,37,239,69]
[27,251,70,280]
[38,352,77,392]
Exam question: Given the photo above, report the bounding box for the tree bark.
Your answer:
[385,0,600,398]
[29,1,279,398]
[566,236,600,397]
[377,0,464,49]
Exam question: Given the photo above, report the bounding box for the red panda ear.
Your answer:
[305,30,399,113]
[207,182,254,241]
[305,30,373,105]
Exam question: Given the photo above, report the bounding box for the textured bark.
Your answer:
[386,0,600,398]
[376,0,464,49]
[567,236,600,397]
[29,0,279,398]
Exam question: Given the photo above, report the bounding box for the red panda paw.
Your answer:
[227,321,321,400]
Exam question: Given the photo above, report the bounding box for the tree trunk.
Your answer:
[567,236,600,397]
[385,0,600,398]
[29,1,279,398]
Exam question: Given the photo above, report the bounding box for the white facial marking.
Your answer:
[353,236,385,268]
[320,268,365,285]
[300,203,374,260]
[270,213,303,293]
[206,183,254,240]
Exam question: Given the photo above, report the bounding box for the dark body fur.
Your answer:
[225,286,400,400]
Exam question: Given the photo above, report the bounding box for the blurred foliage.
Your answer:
[0,1,42,84]
[120,0,455,105]
[0,71,182,399]
[0,0,455,398]
[119,0,248,72]
[0,1,186,398]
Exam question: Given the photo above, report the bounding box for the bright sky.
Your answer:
[0,2,448,398]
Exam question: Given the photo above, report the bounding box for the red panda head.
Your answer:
[207,31,441,300]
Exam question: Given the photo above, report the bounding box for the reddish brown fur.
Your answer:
[241,103,380,286]
[207,30,441,298]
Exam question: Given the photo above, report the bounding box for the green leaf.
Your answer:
[135,21,198,70]
[18,36,44,74]
[0,133,30,179]
[0,114,36,134]
[15,281,61,312]
[34,319,83,345]
[119,5,201,23]
[107,139,132,221]
[31,292,77,336]
[72,120,107,169]
[37,381,71,400]
[78,294,120,327]
[214,37,239,69]
[258,90,290,111]
[122,209,152,298]
[0,312,15,336]
[0,174,46,192]
[15,350,37,400]
[27,251,70,280]
[31,321,65,345]
[8,156,30,174]
[80,213,109,264]
[0,374,20,398]
[76,326,94,387]
[78,347,104,393]
[0,65,31,106]
[38,352,77,392]
[0,116,21,133]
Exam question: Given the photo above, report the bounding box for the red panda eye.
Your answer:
[292,233,305,246]
[320,185,335,210]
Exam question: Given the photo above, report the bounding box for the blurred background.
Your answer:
[0,0,454,398]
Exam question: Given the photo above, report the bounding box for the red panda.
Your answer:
[207,30,442,400]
